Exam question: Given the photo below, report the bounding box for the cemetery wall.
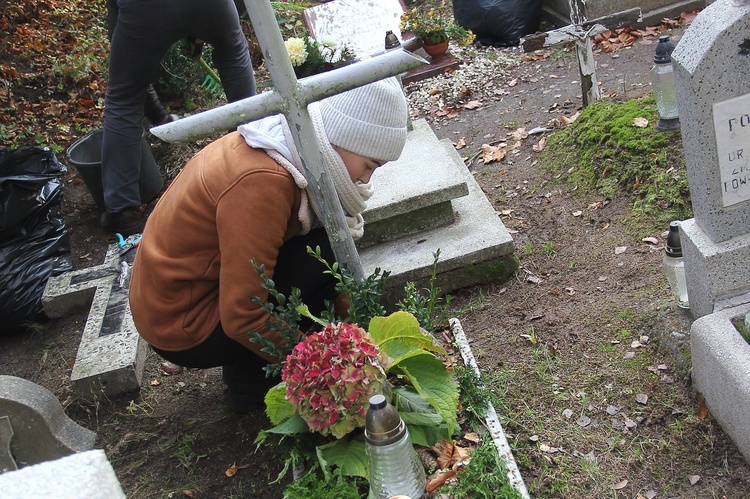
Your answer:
[543,0,706,27]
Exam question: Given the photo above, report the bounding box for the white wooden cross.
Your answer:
[150,1,426,281]
[520,1,642,107]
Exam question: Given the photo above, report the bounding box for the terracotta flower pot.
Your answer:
[423,39,449,57]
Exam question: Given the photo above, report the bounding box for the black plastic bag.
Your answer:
[453,0,543,47]
[0,147,73,329]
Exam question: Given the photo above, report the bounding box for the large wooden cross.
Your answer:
[150,1,426,281]
[521,1,642,107]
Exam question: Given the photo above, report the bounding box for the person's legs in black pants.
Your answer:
[152,228,338,412]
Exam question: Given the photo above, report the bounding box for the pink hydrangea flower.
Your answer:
[282,322,386,438]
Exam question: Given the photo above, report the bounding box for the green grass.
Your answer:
[541,96,692,235]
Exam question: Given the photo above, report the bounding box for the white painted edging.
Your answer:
[450,318,530,499]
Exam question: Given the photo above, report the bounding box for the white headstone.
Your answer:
[304,0,406,57]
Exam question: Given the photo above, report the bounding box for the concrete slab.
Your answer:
[691,302,750,464]
[359,119,469,247]
[0,375,95,468]
[543,0,705,28]
[361,137,516,302]
[0,449,125,498]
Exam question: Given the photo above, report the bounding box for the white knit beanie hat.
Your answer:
[319,77,408,162]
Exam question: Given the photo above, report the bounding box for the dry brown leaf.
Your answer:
[508,78,518,87]
[225,464,239,477]
[454,137,466,150]
[561,112,580,125]
[428,88,443,95]
[425,468,457,493]
[689,474,701,485]
[633,117,649,128]
[511,128,529,140]
[150,379,161,386]
[533,136,547,153]
[680,10,699,25]
[182,491,198,498]
[431,439,470,469]
[698,399,709,420]
[481,144,507,164]
[612,479,628,490]
[463,100,483,110]
[463,432,480,443]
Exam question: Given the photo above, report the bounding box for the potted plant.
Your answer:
[399,6,475,57]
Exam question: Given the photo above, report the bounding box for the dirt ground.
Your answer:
[3,5,750,498]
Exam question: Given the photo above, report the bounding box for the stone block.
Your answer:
[0,375,95,469]
[680,218,750,317]
[691,302,750,465]
[0,449,125,498]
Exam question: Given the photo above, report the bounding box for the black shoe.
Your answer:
[100,208,145,237]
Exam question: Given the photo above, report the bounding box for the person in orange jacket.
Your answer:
[129,78,409,412]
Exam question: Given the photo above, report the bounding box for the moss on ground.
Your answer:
[541,96,692,235]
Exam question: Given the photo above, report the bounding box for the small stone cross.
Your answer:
[521,1,642,107]
[151,1,426,281]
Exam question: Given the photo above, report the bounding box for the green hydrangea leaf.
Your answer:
[369,311,446,363]
[316,437,369,478]
[392,352,459,438]
[265,413,309,435]
[265,382,296,425]
[393,385,450,446]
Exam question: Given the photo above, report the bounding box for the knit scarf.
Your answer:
[237,110,371,239]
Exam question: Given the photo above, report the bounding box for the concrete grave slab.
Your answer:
[0,416,16,472]
[691,301,750,464]
[358,119,469,247]
[0,449,125,498]
[361,134,516,304]
[0,375,95,468]
[42,241,148,400]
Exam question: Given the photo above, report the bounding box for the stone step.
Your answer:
[358,119,469,248]
[360,124,517,304]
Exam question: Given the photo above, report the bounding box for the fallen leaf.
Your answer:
[606,405,620,416]
[698,399,709,419]
[150,379,161,386]
[481,144,507,163]
[425,468,457,493]
[529,434,540,442]
[431,439,470,469]
[562,408,574,419]
[510,128,529,140]
[633,117,649,127]
[689,474,701,485]
[572,210,583,217]
[182,491,198,498]
[576,415,591,427]
[226,464,239,477]
[615,246,627,254]
[463,100,483,109]
[532,136,547,152]
[636,393,649,405]
[454,137,466,149]
[612,479,628,490]
[644,490,657,499]
[508,78,518,87]
[642,236,659,245]
[562,111,581,125]
[463,432,480,443]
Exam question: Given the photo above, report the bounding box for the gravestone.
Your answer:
[304,0,460,84]
[42,239,148,400]
[671,0,750,318]
[670,0,750,465]
[0,449,125,497]
[0,375,95,470]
